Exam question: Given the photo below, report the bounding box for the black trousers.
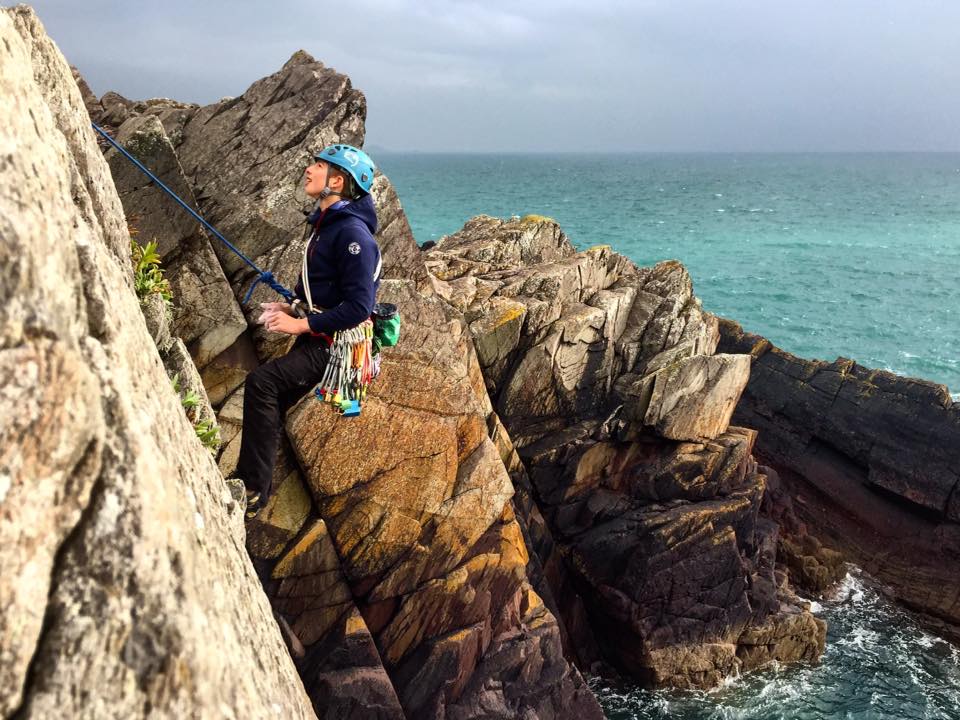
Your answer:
[237,334,330,498]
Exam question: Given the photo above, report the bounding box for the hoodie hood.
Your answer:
[307,193,378,234]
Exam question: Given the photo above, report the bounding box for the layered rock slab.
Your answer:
[718,317,960,641]
[281,279,603,719]
[427,215,824,687]
[0,8,314,718]
[521,423,824,687]
[427,216,725,446]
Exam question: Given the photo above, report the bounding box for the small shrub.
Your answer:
[180,388,201,416]
[193,419,221,454]
[130,238,173,305]
[170,376,220,454]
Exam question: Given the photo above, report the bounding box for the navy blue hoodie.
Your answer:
[295,194,381,335]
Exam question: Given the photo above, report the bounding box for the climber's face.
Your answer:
[304,160,343,199]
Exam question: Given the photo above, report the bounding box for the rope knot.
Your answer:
[244,270,294,304]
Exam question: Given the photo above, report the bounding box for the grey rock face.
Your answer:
[640,353,751,441]
[1,8,315,718]
[106,114,247,368]
[426,217,732,447]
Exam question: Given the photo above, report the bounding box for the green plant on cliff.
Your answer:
[180,388,201,414]
[130,234,173,306]
[170,374,221,454]
[193,419,221,453]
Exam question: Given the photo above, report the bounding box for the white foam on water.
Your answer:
[836,625,880,650]
[830,571,866,604]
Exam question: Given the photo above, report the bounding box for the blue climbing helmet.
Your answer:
[313,143,376,196]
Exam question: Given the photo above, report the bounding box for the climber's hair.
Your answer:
[326,165,359,200]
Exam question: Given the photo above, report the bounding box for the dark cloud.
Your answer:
[28,0,960,151]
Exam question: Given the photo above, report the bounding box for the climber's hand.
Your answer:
[259,301,292,317]
[263,311,309,336]
[256,302,293,327]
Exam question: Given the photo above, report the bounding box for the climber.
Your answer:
[235,144,381,519]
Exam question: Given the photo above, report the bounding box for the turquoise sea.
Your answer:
[377,153,960,719]
[377,153,960,396]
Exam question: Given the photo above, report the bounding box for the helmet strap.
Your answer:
[315,163,342,201]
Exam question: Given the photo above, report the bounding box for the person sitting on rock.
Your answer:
[236,144,381,519]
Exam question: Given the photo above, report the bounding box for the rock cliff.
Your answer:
[73,40,603,720]
[0,7,314,718]
[718,318,960,642]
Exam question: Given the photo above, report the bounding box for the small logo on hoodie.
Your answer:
[348,242,361,255]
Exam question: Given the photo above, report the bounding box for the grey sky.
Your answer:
[26,0,960,152]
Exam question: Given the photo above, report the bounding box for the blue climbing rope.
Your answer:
[91,122,296,304]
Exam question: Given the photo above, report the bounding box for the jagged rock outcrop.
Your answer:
[76,44,601,717]
[172,50,426,363]
[1,6,314,719]
[426,216,825,687]
[718,318,960,642]
[78,76,197,145]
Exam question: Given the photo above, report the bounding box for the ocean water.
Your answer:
[590,571,960,720]
[376,152,960,394]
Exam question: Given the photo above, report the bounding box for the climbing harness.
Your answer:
[91,122,296,305]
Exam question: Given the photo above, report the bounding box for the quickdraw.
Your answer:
[314,318,379,417]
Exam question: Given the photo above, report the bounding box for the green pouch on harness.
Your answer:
[372,302,400,353]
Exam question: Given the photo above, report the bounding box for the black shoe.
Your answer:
[245,488,265,520]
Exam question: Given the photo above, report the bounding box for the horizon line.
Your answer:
[370,148,960,155]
